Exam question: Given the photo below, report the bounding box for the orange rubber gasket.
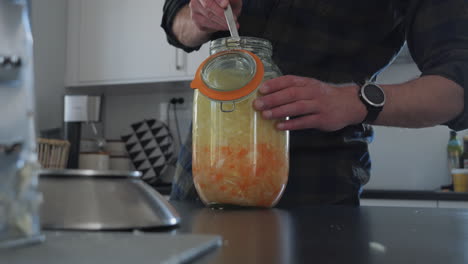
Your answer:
[191,50,264,101]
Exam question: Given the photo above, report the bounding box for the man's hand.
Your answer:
[172,0,242,48]
[253,75,464,131]
[253,75,367,131]
[189,0,242,33]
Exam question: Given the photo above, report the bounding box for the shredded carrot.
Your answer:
[214,173,223,182]
[237,148,248,158]
[193,142,288,207]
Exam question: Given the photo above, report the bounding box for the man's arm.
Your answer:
[252,75,463,131]
[374,76,463,128]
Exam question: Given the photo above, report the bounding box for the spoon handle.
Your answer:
[224,4,240,40]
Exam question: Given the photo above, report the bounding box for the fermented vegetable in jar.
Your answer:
[191,37,289,208]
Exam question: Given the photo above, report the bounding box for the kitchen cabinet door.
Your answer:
[186,43,210,79]
[66,0,189,86]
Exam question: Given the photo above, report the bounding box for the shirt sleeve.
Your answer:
[161,0,202,52]
[406,0,468,131]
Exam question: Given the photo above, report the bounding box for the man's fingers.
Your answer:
[260,75,312,94]
[254,86,312,111]
[191,1,228,31]
[231,0,243,15]
[199,0,226,19]
[261,100,319,120]
[260,75,324,96]
[190,0,242,32]
[276,115,322,131]
[192,13,226,31]
[206,10,230,29]
[215,0,229,8]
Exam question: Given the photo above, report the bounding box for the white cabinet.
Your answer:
[66,0,209,87]
[187,43,210,78]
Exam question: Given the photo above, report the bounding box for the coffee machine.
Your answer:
[64,95,102,169]
[0,0,44,247]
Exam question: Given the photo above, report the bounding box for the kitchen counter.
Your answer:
[2,232,221,264]
[361,189,468,201]
[170,201,468,264]
[4,201,468,264]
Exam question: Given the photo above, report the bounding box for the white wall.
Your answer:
[366,63,456,190]
[102,83,193,150]
[31,0,68,131]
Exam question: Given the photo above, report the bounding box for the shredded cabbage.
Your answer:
[193,88,288,207]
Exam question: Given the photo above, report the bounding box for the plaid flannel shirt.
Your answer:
[162,0,468,205]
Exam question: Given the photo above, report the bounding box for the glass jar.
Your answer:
[0,0,43,248]
[190,37,289,207]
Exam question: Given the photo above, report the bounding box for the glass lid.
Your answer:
[201,51,256,92]
[191,49,264,102]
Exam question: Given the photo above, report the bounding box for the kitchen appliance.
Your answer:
[39,169,180,230]
[78,152,109,170]
[64,95,102,169]
[0,0,43,248]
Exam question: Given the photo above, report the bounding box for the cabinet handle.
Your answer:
[175,49,184,71]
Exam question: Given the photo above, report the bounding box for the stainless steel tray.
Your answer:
[39,169,179,230]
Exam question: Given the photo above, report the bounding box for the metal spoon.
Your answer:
[224,3,240,41]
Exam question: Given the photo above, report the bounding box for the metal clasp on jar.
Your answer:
[220,102,236,113]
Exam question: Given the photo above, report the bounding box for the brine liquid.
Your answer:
[193,90,288,207]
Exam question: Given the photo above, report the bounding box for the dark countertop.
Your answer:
[361,189,468,201]
[169,201,468,264]
[158,187,468,201]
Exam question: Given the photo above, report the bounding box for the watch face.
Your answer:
[363,84,385,106]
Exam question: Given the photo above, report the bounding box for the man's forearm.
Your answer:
[374,75,464,128]
[172,5,211,48]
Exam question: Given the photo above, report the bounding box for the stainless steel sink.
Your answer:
[38,169,180,230]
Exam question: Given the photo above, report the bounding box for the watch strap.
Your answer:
[362,100,381,123]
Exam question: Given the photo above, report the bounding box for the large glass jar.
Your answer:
[0,0,43,248]
[191,37,289,207]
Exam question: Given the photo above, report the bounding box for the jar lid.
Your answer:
[191,50,264,101]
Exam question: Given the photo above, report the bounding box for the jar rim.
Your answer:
[210,37,273,55]
[191,50,265,102]
[201,51,257,92]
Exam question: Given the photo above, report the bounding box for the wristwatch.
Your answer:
[358,81,386,124]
